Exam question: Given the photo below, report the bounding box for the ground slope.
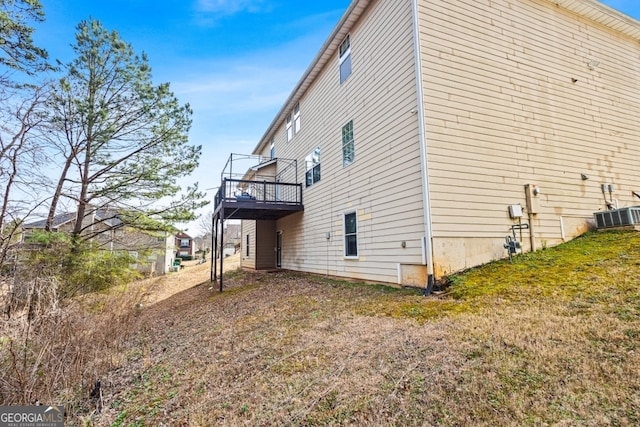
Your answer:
[89,232,640,427]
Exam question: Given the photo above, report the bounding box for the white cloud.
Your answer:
[195,0,267,15]
[168,6,347,234]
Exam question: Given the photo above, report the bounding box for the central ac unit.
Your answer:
[594,206,640,229]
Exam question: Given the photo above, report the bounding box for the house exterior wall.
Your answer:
[255,220,276,269]
[240,220,256,269]
[417,0,640,275]
[238,0,640,285]
[243,0,426,284]
[240,220,276,269]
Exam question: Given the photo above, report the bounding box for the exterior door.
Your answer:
[276,231,282,268]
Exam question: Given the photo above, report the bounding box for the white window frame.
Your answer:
[305,147,321,187]
[339,34,352,84]
[293,103,301,134]
[342,120,355,166]
[344,211,358,258]
[270,140,275,159]
[286,113,293,142]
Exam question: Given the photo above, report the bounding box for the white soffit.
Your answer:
[553,0,640,40]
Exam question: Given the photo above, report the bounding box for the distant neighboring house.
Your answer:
[21,209,175,275]
[225,224,241,255]
[193,234,211,255]
[175,232,195,258]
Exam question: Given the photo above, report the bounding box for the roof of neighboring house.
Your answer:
[176,232,192,239]
[23,209,123,229]
[23,212,76,229]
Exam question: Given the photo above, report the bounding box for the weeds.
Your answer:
[6,232,640,426]
[0,267,141,418]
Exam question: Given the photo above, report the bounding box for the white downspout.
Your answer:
[411,0,436,295]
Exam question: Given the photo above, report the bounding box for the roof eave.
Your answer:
[554,0,640,41]
[252,0,372,155]
[253,0,640,156]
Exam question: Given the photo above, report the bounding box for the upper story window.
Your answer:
[270,140,275,159]
[339,34,352,84]
[342,120,355,166]
[293,103,301,133]
[179,238,190,248]
[305,147,321,187]
[286,103,301,142]
[286,113,293,142]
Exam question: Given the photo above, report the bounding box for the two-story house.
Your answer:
[22,209,175,275]
[213,0,640,291]
[175,232,195,259]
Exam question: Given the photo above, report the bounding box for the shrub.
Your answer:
[22,231,141,298]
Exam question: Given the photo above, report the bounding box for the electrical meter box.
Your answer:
[508,204,523,218]
[525,184,540,214]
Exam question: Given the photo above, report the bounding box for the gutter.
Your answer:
[411,0,435,296]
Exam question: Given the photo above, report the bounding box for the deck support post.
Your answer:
[219,210,225,292]
[212,214,218,283]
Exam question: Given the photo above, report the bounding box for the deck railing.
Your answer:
[214,178,303,210]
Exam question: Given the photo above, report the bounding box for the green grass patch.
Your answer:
[353,231,640,323]
[446,230,640,304]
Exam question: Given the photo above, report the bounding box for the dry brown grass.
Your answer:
[77,232,640,427]
[0,254,239,417]
[0,276,141,412]
[20,233,640,426]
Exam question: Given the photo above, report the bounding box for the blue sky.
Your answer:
[31,0,640,234]
[33,0,351,233]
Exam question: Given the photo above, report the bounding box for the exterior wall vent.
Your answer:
[594,206,640,229]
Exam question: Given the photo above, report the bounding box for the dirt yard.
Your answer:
[84,233,640,426]
[131,253,241,306]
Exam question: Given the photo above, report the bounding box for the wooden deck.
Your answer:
[213,178,304,220]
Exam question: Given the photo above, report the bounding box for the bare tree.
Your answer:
[0,84,51,264]
[197,211,214,237]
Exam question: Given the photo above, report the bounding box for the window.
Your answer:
[286,113,293,142]
[286,104,301,142]
[246,234,250,257]
[342,120,355,166]
[305,147,321,187]
[180,238,190,248]
[294,103,301,133]
[344,212,358,257]
[270,140,275,159]
[339,34,352,84]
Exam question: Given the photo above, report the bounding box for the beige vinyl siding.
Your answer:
[418,0,640,275]
[255,220,276,269]
[265,0,424,284]
[240,220,256,269]
[241,220,276,269]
